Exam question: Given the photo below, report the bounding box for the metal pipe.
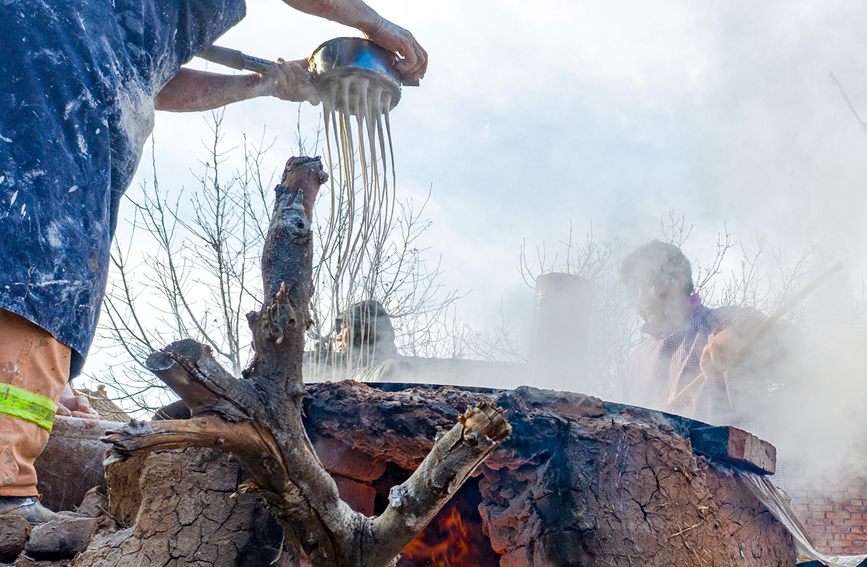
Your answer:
[197,45,273,74]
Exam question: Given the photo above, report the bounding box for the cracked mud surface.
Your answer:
[74,448,281,567]
[480,395,795,566]
[72,383,795,566]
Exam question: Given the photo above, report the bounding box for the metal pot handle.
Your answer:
[197,45,273,75]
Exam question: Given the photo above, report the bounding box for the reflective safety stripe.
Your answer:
[0,384,56,432]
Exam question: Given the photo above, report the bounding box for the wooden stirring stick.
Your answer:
[664,262,844,411]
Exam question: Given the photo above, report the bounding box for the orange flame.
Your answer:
[403,506,471,566]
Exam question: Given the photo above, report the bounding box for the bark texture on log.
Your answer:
[99,157,510,567]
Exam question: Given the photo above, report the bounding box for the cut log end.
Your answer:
[282,156,329,184]
[144,351,175,373]
[459,401,511,444]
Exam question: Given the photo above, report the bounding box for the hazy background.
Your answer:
[109,0,867,334]
[79,1,867,481]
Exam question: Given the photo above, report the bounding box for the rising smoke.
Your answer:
[100,1,867,488]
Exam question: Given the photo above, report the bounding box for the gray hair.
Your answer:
[620,240,695,295]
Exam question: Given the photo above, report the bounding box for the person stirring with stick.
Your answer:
[618,241,795,425]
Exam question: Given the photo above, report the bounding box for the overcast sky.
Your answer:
[95,1,867,383]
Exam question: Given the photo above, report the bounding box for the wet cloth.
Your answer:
[0,0,246,377]
[0,310,70,497]
[622,296,757,424]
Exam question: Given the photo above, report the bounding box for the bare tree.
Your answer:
[97,112,272,412]
[309,186,463,362]
[96,112,461,412]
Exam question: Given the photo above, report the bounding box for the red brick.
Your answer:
[690,426,776,474]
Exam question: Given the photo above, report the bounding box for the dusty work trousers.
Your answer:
[0,309,69,496]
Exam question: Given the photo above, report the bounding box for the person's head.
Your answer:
[335,300,396,355]
[620,241,695,329]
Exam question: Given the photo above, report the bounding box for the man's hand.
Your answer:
[56,384,99,420]
[261,59,321,105]
[281,1,428,82]
[363,19,428,81]
[699,327,749,380]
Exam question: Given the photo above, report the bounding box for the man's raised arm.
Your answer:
[281,0,427,80]
[156,62,319,112]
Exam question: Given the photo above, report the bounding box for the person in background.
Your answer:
[335,300,398,365]
[0,0,426,523]
[618,241,791,425]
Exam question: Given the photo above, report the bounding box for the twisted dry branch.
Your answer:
[103,156,511,567]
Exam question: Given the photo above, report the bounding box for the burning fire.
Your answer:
[403,506,471,566]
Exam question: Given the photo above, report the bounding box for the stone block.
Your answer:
[34,417,118,512]
[0,515,30,562]
[25,517,97,560]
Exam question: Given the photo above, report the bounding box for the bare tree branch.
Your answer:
[103,157,511,567]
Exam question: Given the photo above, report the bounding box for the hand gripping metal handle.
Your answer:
[199,43,419,86]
